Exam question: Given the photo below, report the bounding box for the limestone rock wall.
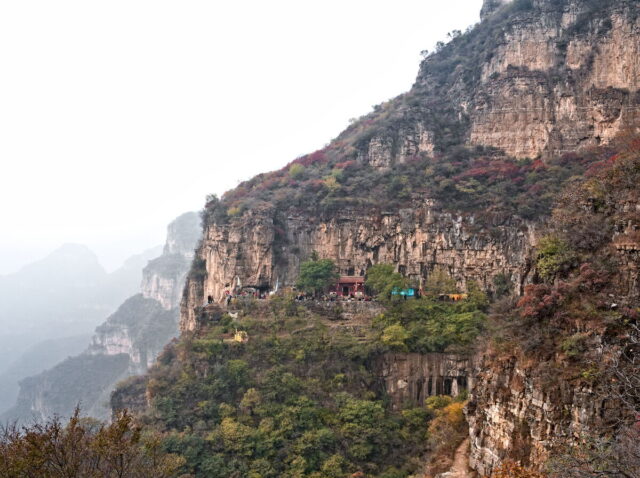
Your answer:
[141,212,200,309]
[173,0,640,472]
[141,258,188,310]
[94,212,200,368]
[351,0,640,168]
[3,213,201,423]
[88,295,176,375]
[465,353,621,476]
[180,203,535,332]
[468,3,640,158]
[379,353,471,410]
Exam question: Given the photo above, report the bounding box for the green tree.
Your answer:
[289,164,306,179]
[381,324,410,351]
[536,235,576,282]
[296,256,339,297]
[365,264,407,299]
[466,281,489,311]
[492,273,512,298]
[425,268,457,295]
[240,388,262,415]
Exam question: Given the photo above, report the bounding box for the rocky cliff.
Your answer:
[141,212,200,309]
[119,1,639,475]
[379,353,471,410]
[182,204,534,332]
[466,0,640,158]
[354,0,640,166]
[465,138,640,475]
[90,212,200,372]
[2,212,201,423]
[181,0,640,333]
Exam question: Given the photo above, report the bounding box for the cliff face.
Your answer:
[354,0,640,168]
[467,1,640,158]
[466,355,614,475]
[465,143,640,475]
[92,212,200,371]
[3,212,201,423]
[88,295,177,375]
[181,1,640,334]
[127,1,639,475]
[141,212,200,310]
[379,353,471,410]
[181,203,534,331]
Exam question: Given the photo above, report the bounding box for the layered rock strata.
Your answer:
[379,353,471,410]
[3,213,201,422]
[355,0,640,169]
[181,203,534,331]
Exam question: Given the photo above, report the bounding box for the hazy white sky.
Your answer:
[0,0,483,274]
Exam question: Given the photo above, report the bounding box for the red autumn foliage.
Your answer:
[291,149,328,167]
[585,156,617,178]
[531,159,546,170]
[517,284,562,320]
[454,157,526,183]
[336,160,357,170]
[572,263,610,292]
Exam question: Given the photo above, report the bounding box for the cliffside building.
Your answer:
[334,276,366,298]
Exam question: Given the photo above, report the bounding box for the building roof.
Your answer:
[337,276,365,284]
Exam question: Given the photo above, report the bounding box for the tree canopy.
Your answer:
[0,408,184,478]
[296,256,339,297]
[365,264,407,300]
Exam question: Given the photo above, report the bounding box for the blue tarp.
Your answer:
[391,287,416,296]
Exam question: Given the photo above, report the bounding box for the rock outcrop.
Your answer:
[90,212,200,373]
[379,353,471,410]
[141,212,200,309]
[465,356,610,475]
[355,0,640,168]
[181,0,640,332]
[88,295,177,375]
[467,1,640,158]
[480,0,514,21]
[122,0,640,474]
[2,212,201,423]
[181,203,534,332]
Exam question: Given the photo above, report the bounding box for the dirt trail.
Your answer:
[414,438,474,478]
[445,438,474,478]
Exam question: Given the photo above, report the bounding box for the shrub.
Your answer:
[381,324,410,351]
[288,164,306,179]
[560,333,588,358]
[296,257,339,297]
[425,268,457,295]
[493,273,513,298]
[536,236,576,282]
[0,409,185,477]
[365,264,407,299]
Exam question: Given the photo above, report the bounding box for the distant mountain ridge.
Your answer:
[2,212,201,422]
[0,243,162,415]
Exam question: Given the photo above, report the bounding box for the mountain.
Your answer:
[0,334,91,415]
[0,243,162,356]
[182,0,640,329]
[0,243,161,415]
[109,1,639,476]
[1,212,201,423]
[0,243,109,340]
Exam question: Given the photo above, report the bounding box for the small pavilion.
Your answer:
[334,276,365,298]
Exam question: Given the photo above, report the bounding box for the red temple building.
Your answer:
[334,276,365,298]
